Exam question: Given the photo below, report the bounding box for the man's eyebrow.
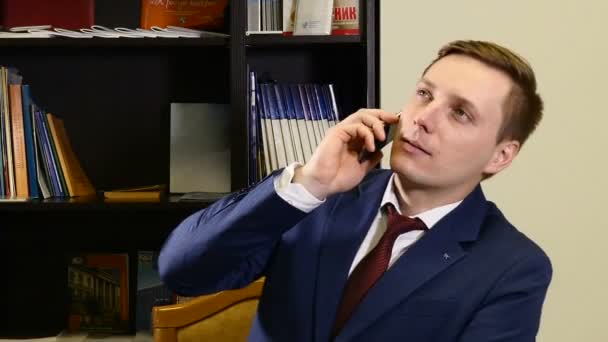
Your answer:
[418,78,436,89]
[419,78,479,116]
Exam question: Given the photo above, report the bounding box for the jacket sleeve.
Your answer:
[158,172,309,296]
[458,251,553,342]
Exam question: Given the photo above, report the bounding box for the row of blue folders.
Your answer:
[248,71,341,184]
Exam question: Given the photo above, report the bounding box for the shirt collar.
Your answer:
[380,173,462,229]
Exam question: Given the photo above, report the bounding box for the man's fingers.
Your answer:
[341,123,376,152]
[343,109,400,139]
[357,114,382,140]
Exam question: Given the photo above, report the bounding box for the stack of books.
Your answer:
[247,0,359,36]
[248,71,341,184]
[0,67,94,200]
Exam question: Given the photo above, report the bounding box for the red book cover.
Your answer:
[1,0,94,30]
[331,0,360,36]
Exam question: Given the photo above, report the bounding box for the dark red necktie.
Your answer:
[332,203,428,336]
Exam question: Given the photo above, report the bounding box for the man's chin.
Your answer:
[389,163,431,186]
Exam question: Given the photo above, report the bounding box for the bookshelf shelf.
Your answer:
[0,36,229,48]
[1,0,378,337]
[246,34,361,47]
[0,195,217,212]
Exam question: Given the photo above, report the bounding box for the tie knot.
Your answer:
[382,203,428,236]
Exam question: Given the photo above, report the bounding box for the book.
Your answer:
[293,0,333,35]
[331,0,360,35]
[103,184,164,202]
[9,84,29,198]
[2,67,19,197]
[21,85,39,198]
[46,114,95,197]
[140,0,228,31]
[1,0,94,30]
[67,253,130,334]
[282,0,297,35]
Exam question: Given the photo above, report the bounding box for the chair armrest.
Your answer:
[153,278,265,329]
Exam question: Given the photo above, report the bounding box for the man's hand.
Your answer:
[293,109,399,200]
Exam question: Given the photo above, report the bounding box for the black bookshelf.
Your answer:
[0,0,379,336]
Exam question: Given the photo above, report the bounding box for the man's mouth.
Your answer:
[404,139,432,156]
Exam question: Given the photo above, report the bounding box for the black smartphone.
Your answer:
[358,112,400,162]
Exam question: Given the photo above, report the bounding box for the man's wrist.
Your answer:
[292,165,330,200]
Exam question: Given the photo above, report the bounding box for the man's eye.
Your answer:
[453,108,471,122]
[416,88,431,100]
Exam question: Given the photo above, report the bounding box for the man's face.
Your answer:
[390,54,517,191]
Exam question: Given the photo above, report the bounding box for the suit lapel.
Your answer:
[336,185,489,342]
[313,171,392,342]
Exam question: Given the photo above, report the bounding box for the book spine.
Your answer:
[36,110,61,196]
[273,83,297,165]
[21,85,39,198]
[31,108,51,199]
[281,84,305,164]
[256,81,273,175]
[9,85,29,198]
[2,68,15,197]
[0,69,5,196]
[289,84,314,163]
[44,113,69,197]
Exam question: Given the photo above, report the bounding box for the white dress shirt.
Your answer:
[274,163,462,276]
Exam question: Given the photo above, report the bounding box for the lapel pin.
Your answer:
[443,253,451,260]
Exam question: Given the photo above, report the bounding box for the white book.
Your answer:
[283,0,297,34]
[280,84,305,163]
[298,84,322,150]
[258,84,279,172]
[293,0,333,35]
[312,84,331,134]
[289,85,313,162]
[170,103,231,193]
[304,84,326,141]
[248,0,261,32]
[273,84,296,165]
[262,84,287,169]
[283,85,312,163]
[0,31,52,38]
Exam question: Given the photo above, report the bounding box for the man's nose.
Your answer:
[411,103,442,134]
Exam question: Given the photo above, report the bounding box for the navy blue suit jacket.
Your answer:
[159,169,552,341]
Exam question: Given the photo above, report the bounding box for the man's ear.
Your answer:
[483,140,520,176]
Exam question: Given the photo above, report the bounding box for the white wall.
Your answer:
[380,1,608,341]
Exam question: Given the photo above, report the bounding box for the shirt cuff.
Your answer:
[273,162,325,213]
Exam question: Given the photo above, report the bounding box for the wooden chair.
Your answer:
[153,278,264,342]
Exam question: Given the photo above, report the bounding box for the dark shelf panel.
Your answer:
[0,36,229,48]
[246,34,361,47]
[0,194,221,212]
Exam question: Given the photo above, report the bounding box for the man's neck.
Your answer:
[392,174,477,216]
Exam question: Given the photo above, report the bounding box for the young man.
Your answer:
[159,40,552,341]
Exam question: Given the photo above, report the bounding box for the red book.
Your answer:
[1,0,94,30]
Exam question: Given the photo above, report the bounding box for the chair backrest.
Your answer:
[153,278,264,342]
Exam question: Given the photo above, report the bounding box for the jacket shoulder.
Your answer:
[481,202,552,271]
